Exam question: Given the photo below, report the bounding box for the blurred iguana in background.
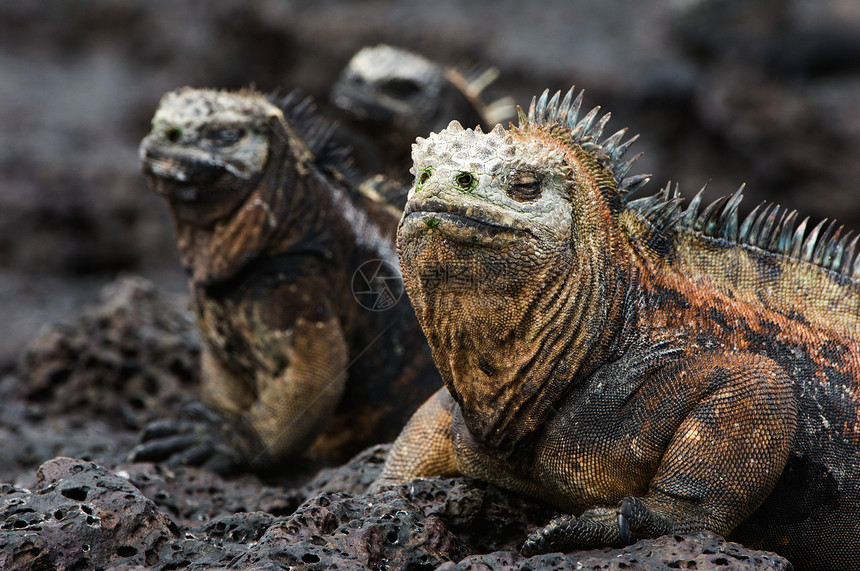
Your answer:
[135,88,440,473]
[331,44,513,207]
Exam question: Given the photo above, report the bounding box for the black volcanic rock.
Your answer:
[0,457,181,570]
[437,531,792,570]
[1,455,793,570]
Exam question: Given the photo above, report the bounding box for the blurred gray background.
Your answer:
[2,0,859,364]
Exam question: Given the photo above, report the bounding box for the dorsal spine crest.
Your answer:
[632,181,860,281]
[516,87,646,197]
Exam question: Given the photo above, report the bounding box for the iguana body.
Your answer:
[136,88,440,471]
[331,44,513,204]
[377,87,860,569]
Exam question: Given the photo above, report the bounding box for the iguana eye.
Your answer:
[455,171,477,193]
[507,171,542,202]
[381,78,422,99]
[165,126,182,143]
[208,126,246,147]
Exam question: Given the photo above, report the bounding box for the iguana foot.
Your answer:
[521,514,571,556]
[129,401,267,474]
[521,509,628,556]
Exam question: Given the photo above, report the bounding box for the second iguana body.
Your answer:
[136,88,440,471]
[376,87,860,570]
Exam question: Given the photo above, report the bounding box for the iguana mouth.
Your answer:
[141,150,235,203]
[403,199,532,239]
[141,153,230,184]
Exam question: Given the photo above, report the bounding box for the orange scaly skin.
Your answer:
[376,87,860,570]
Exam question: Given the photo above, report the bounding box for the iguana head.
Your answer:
[139,87,300,284]
[331,44,474,135]
[140,87,278,226]
[141,87,395,285]
[398,88,647,301]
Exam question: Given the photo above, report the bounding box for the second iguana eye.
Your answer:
[455,171,476,193]
[208,126,246,147]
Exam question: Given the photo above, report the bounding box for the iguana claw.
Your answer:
[129,401,263,473]
[617,501,632,544]
[522,515,571,556]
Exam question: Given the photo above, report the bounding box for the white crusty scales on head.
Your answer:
[332,43,511,135]
[376,86,860,570]
[135,87,441,473]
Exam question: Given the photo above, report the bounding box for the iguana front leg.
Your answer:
[523,352,797,555]
[131,345,262,473]
[244,314,348,465]
[132,286,349,472]
[373,387,459,489]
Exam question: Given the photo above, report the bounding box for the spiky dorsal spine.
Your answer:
[631,181,860,279]
[521,87,860,281]
[517,87,649,197]
[269,90,357,179]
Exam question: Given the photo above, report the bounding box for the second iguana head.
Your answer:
[140,88,278,226]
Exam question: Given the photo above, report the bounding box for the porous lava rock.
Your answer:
[436,531,793,570]
[115,462,302,526]
[232,475,557,570]
[14,274,199,427]
[0,274,199,485]
[0,457,181,570]
[0,454,794,571]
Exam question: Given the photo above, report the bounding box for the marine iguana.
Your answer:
[375,87,860,570]
[331,43,513,205]
[135,87,440,472]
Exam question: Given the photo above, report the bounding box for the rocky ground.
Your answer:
[0,288,790,571]
[0,276,794,569]
[2,0,859,568]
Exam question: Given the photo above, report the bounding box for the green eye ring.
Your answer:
[454,171,477,193]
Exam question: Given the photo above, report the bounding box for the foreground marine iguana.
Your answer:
[375,87,860,569]
[135,88,440,472]
[331,44,513,204]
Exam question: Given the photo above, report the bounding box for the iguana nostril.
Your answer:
[165,127,182,143]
